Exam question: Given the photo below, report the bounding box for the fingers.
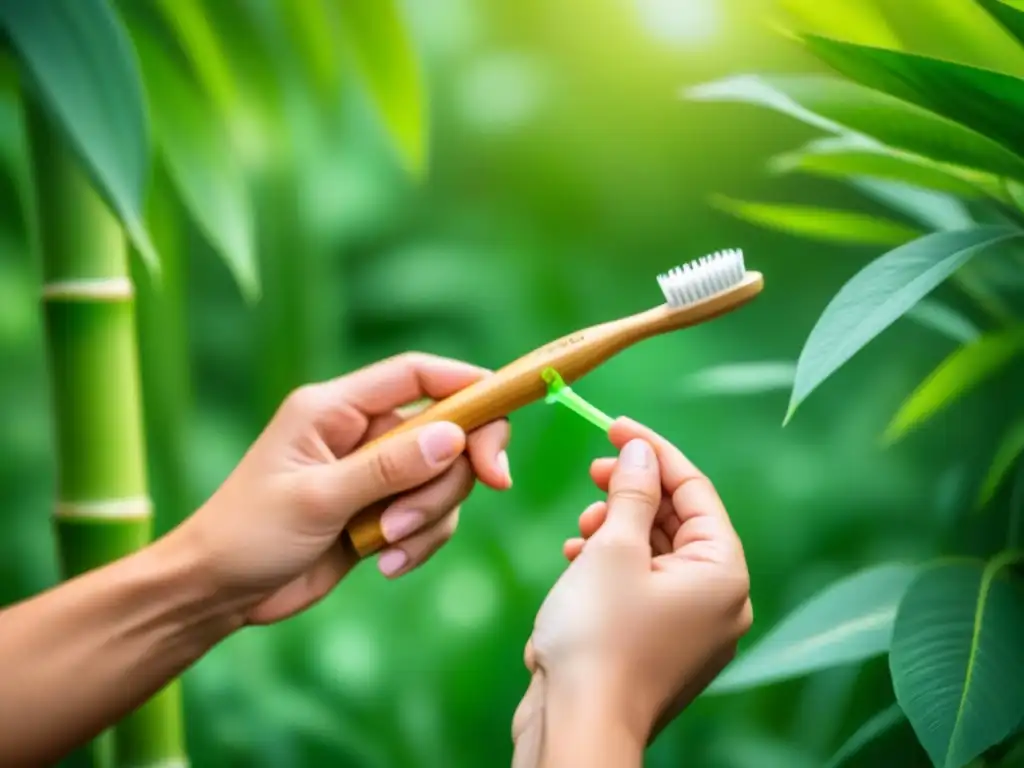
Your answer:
[565,498,675,562]
[563,537,585,561]
[606,417,743,564]
[319,421,466,516]
[465,418,512,490]
[579,500,607,538]
[366,412,511,492]
[377,506,461,578]
[318,352,491,417]
[591,458,681,540]
[374,455,475,576]
[607,417,705,494]
[293,353,490,457]
[589,439,661,549]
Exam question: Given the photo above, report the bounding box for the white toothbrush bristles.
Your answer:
[657,248,746,308]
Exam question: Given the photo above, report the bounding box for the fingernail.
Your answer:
[620,438,651,469]
[381,508,425,542]
[378,548,409,577]
[498,450,512,487]
[418,422,464,466]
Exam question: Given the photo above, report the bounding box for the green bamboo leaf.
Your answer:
[824,705,929,768]
[711,195,921,247]
[884,328,1024,443]
[847,178,974,232]
[785,227,1022,424]
[150,0,239,119]
[336,0,426,176]
[980,0,1024,49]
[278,0,342,101]
[685,74,1024,181]
[905,299,981,345]
[0,0,159,273]
[873,0,1024,77]
[776,0,900,47]
[890,556,1024,768]
[978,420,1024,509]
[802,34,1024,162]
[132,30,259,301]
[708,563,919,694]
[770,135,1000,199]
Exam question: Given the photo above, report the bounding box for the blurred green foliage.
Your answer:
[0,0,1014,766]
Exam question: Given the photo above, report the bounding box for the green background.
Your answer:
[0,0,1000,765]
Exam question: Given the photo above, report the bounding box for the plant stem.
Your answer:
[24,95,187,768]
[131,160,193,538]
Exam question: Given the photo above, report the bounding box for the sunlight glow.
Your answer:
[634,0,720,46]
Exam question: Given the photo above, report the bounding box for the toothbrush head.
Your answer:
[657,248,747,308]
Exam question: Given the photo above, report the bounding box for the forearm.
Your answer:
[513,673,647,768]
[0,529,241,765]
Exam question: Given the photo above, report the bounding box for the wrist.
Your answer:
[542,666,651,758]
[140,526,247,652]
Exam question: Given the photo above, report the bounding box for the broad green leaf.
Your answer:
[685,74,1024,181]
[847,178,974,232]
[336,0,426,176]
[132,30,259,301]
[677,361,796,398]
[776,0,900,47]
[978,420,1024,509]
[884,328,1024,443]
[708,563,919,694]
[277,0,342,101]
[785,227,1022,423]
[981,0,1024,50]
[0,0,158,272]
[802,34,1024,163]
[711,195,921,247]
[873,0,1024,78]
[770,135,1000,199]
[890,556,1024,768]
[905,299,982,345]
[825,705,930,768]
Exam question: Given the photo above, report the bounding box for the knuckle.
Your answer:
[439,506,460,540]
[672,474,715,502]
[737,598,754,637]
[396,350,431,369]
[452,455,475,489]
[285,384,322,417]
[717,568,752,632]
[608,485,660,509]
[371,449,408,489]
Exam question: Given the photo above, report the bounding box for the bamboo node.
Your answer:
[42,277,134,301]
[54,496,153,521]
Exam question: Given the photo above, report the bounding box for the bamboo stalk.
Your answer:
[131,161,193,538]
[24,96,187,768]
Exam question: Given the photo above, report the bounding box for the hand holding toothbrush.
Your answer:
[176,352,514,625]
[512,418,753,767]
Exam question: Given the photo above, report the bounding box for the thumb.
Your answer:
[592,438,661,548]
[325,421,466,516]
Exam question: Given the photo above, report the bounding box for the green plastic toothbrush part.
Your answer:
[541,367,615,431]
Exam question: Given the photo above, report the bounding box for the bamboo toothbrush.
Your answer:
[344,248,763,557]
